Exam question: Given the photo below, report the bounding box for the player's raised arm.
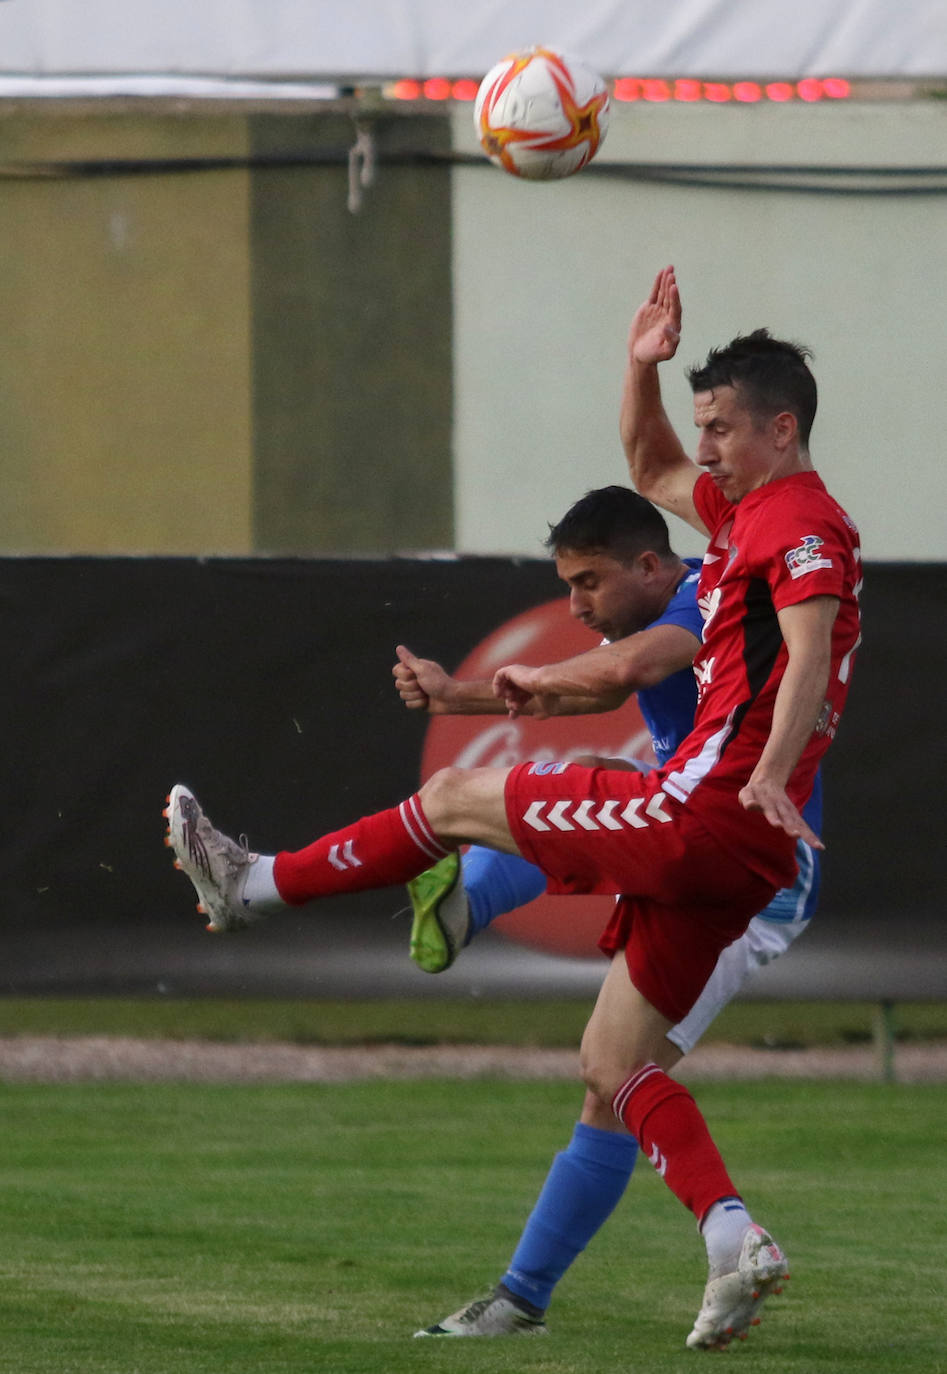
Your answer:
[493,622,699,719]
[620,267,707,535]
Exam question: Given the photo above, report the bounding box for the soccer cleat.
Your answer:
[406,852,471,973]
[685,1223,789,1351]
[413,1293,547,1338]
[163,783,262,933]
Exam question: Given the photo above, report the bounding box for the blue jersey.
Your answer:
[637,558,703,766]
[635,558,821,921]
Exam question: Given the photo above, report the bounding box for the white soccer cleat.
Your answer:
[163,783,263,933]
[686,1223,789,1351]
[414,1293,547,1338]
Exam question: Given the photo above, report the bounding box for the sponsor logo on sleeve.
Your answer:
[785,534,833,579]
[814,699,841,739]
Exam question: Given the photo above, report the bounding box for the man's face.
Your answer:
[693,384,788,501]
[554,548,656,642]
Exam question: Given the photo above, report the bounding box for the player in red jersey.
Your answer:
[165,266,861,1351]
[619,265,861,888]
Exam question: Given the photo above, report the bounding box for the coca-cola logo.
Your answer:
[420,598,655,958]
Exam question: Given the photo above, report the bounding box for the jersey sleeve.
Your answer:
[692,471,733,533]
[750,490,853,611]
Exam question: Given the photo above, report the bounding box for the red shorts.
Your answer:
[504,761,779,1023]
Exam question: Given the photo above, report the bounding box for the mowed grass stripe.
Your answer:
[0,996,944,1047]
[0,1079,943,1374]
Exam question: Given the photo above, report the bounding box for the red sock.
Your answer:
[612,1064,738,1223]
[273,794,449,905]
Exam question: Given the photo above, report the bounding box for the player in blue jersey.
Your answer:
[394,486,708,966]
[393,486,820,1337]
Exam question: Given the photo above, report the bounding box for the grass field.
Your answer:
[1,1076,944,1374]
[0,995,944,1048]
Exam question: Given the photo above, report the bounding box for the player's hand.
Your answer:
[392,644,454,714]
[628,265,682,366]
[492,664,553,719]
[738,777,824,849]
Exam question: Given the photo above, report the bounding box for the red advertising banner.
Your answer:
[421,595,654,958]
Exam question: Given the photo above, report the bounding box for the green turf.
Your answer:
[0,1079,943,1373]
[0,995,944,1047]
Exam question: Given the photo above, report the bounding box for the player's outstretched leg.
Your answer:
[686,1214,790,1351]
[164,784,281,932]
[414,1292,547,1338]
[167,775,458,928]
[408,846,545,973]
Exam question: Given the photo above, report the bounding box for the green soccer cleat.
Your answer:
[407,852,471,973]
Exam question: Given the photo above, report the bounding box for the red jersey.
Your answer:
[659,470,862,885]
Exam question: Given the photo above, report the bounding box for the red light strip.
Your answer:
[613,76,851,102]
[387,76,851,103]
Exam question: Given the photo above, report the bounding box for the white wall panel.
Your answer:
[452,100,947,560]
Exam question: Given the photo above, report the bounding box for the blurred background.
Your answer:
[0,0,944,1012]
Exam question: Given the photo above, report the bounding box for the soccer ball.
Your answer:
[474,46,610,181]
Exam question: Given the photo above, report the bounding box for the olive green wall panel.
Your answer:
[0,113,253,554]
[248,114,453,554]
[0,109,453,555]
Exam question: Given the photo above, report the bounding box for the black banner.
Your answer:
[1,558,943,998]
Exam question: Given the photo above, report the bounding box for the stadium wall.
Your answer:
[0,99,945,563]
[0,108,453,557]
[2,556,943,1000]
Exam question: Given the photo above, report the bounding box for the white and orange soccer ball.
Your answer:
[474,46,610,181]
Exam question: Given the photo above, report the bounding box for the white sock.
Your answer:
[700,1197,752,1276]
[240,854,285,913]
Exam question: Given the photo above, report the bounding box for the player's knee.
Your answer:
[416,766,474,834]
[417,766,459,813]
[580,1040,654,1106]
[579,1047,622,1105]
[418,765,512,847]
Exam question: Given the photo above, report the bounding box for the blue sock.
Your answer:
[500,1122,639,1312]
[461,845,546,936]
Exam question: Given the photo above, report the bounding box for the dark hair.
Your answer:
[545,485,673,560]
[686,329,817,447]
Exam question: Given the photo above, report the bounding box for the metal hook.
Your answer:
[347,123,376,213]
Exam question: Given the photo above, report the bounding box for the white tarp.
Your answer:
[0,0,944,87]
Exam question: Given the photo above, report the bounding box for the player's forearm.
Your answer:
[751,596,839,789]
[537,688,632,716]
[433,678,510,714]
[619,357,686,497]
[519,647,637,708]
[749,652,831,791]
